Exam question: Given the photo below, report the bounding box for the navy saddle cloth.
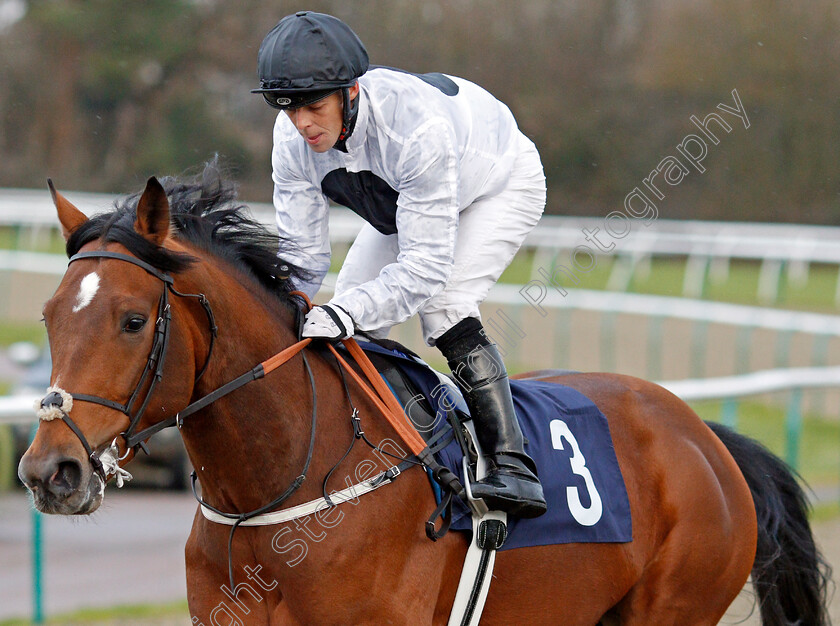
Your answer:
[359,341,633,551]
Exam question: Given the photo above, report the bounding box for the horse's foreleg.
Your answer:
[185,512,281,625]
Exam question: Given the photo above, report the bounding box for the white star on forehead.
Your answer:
[73,272,100,312]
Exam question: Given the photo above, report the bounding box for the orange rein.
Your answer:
[326,341,427,455]
[261,337,313,374]
[282,292,427,456]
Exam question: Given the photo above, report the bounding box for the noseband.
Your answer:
[41,250,217,479]
[41,251,464,593]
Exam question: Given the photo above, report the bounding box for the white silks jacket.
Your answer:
[271,66,526,334]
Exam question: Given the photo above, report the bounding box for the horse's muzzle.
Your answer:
[18,449,104,515]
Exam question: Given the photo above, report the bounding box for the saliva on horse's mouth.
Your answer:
[25,468,106,516]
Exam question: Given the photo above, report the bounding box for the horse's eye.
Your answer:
[124,317,147,333]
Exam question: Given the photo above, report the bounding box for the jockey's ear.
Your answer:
[134,176,172,247]
[48,179,89,242]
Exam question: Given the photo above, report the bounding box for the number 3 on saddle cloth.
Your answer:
[358,341,633,550]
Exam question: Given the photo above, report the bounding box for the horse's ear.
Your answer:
[48,179,88,241]
[135,177,171,246]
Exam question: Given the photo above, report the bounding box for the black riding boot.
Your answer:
[437,318,547,519]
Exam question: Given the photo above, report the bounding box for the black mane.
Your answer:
[66,163,313,304]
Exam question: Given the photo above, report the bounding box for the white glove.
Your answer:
[302,304,355,341]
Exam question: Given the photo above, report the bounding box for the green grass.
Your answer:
[628,257,840,310]
[627,257,697,298]
[5,224,840,312]
[0,601,188,625]
[776,262,840,310]
[0,227,22,250]
[0,226,65,255]
[502,252,840,312]
[693,399,840,488]
[811,500,840,523]
[326,242,840,312]
[499,249,615,290]
[0,322,46,348]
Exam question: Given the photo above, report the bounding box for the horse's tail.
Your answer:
[706,421,832,626]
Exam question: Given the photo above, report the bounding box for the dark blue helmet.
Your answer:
[252,11,369,111]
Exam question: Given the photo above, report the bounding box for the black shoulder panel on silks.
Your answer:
[321,168,399,235]
[370,65,459,96]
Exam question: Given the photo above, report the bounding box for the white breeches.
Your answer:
[335,135,546,345]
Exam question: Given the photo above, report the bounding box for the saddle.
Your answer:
[348,338,633,548]
[198,330,632,625]
[346,338,633,625]
[337,338,476,533]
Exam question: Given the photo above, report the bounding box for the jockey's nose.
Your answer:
[287,108,311,131]
[18,450,83,499]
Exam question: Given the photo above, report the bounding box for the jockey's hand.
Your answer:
[302,304,355,341]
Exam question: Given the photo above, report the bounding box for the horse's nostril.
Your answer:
[51,459,83,495]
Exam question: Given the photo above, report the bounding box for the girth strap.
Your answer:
[197,458,415,527]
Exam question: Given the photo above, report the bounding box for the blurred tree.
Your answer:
[0,0,249,189]
[0,0,837,224]
[634,0,840,223]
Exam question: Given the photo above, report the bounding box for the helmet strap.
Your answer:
[335,86,360,150]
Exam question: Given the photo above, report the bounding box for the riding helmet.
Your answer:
[252,11,369,111]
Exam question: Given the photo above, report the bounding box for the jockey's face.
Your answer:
[285,83,360,153]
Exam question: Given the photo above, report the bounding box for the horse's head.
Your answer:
[18,177,200,514]
[18,167,310,516]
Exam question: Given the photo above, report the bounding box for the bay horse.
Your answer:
[18,170,831,625]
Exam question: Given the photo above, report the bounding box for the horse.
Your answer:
[18,168,831,625]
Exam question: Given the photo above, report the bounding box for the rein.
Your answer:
[43,249,465,589]
[46,248,459,481]
[44,250,311,465]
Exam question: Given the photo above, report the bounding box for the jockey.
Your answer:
[253,11,547,518]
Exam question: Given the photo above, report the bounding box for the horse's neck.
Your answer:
[177,268,315,512]
[172,262,409,514]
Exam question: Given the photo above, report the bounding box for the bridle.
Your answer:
[40,248,326,590]
[40,247,467,592]
[40,250,218,480]
[42,249,318,487]
[44,248,458,489]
